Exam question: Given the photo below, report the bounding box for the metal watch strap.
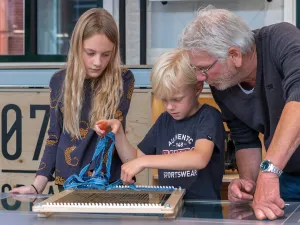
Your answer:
[269,163,283,177]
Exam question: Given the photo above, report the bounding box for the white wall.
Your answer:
[107,0,295,65]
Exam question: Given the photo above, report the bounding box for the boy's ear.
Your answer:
[196,81,204,96]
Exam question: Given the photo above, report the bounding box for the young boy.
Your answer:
[95,49,226,200]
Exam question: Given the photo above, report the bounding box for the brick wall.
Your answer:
[8,0,24,55]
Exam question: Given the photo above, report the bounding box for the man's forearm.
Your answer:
[265,101,300,169]
[236,148,262,181]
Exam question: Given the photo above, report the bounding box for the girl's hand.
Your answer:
[94,119,122,137]
[10,185,38,195]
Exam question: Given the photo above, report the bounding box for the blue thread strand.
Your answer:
[63,132,116,190]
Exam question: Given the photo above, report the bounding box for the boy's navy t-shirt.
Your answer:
[138,104,226,200]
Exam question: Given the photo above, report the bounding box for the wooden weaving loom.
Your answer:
[32,185,185,219]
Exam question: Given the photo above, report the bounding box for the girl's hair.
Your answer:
[63,8,122,138]
[151,48,197,99]
[179,6,254,61]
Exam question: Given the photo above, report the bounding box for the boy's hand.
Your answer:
[121,158,146,184]
[94,119,122,137]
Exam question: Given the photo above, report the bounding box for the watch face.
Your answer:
[260,160,270,170]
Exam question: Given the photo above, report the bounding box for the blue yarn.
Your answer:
[63,132,137,190]
[63,131,176,192]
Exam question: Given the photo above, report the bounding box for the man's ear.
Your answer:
[196,81,204,96]
[228,47,242,68]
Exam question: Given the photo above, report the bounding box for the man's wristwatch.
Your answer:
[260,160,283,177]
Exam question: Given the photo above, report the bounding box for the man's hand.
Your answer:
[121,157,146,184]
[228,203,254,220]
[228,178,256,203]
[252,173,285,220]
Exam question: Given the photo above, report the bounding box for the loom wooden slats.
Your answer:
[32,188,185,219]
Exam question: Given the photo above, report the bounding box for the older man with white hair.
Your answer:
[180,6,300,221]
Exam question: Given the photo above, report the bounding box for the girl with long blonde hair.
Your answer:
[11,8,135,194]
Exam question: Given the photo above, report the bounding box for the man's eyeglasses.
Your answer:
[191,59,218,76]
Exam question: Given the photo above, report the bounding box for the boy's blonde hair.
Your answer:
[151,49,197,99]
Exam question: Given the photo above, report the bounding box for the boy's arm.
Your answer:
[120,139,214,183]
[139,139,214,170]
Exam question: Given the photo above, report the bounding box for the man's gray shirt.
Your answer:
[211,22,300,173]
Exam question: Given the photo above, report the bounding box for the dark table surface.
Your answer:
[0,193,299,225]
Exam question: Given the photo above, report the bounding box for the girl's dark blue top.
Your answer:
[36,69,135,185]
